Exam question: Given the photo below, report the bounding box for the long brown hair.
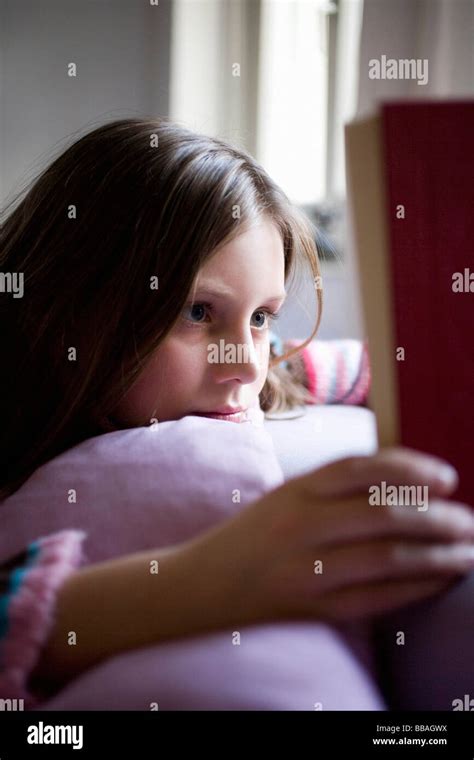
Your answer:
[0,117,322,498]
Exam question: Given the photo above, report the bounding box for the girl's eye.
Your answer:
[182,303,280,328]
[182,303,210,324]
[251,309,279,329]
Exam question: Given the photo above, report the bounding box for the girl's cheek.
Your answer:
[164,333,210,375]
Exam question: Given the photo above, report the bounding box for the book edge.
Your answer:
[344,113,400,447]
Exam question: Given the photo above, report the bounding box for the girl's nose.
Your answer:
[209,335,262,385]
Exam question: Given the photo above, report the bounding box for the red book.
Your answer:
[345,101,474,506]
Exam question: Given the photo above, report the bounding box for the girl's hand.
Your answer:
[185,447,474,625]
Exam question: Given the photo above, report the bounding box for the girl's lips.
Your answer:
[192,409,250,423]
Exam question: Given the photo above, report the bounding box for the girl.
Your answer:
[0,118,473,710]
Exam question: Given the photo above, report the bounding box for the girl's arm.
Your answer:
[0,531,86,706]
[32,540,238,691]
[0,531,247,705]
[3,447,468,708]
[41,446,470,702]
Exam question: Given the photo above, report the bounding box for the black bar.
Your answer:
[1,710,474,757]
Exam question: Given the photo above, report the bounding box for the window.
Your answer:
[170,0,363,205]
[256,0,330,205]
[170,0,363,265]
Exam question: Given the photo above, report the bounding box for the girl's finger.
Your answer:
[310,577,457,622]
[298,540,474,596]
[301,446,459,499]
[297,496,474,547]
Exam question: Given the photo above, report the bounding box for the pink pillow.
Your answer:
[0,416,284,566]
[1,415,385,711]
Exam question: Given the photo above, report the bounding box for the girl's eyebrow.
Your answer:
[192,287,287,304]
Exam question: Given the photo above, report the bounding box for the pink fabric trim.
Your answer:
[0,529,87,708]
[301,345,318,400]
[285,339,372,406]
[344,342,371,405]
[334,348,347,401]
[282,339,319,401]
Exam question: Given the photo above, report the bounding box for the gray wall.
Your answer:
[0,0,172,207]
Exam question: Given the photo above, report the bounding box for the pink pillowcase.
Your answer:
[1,415,387,711]
[0,416,284,566]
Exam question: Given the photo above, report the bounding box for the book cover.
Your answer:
[345,101,474,506]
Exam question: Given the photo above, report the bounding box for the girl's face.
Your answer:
[112,219,286,426]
